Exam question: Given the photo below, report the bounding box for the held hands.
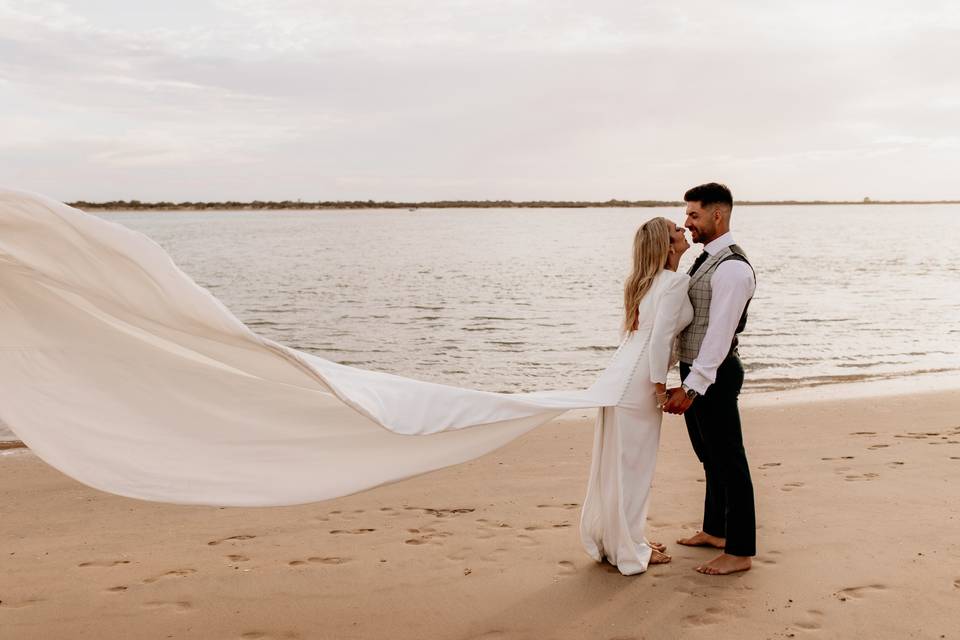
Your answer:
[662,387,694,415]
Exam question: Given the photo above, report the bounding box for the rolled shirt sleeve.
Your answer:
[683,260,755,395]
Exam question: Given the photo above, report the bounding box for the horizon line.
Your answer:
[68,197,960,210]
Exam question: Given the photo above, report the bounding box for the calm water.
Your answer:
[2,205,958,442]
[4,204,959,445]
[74,205,960,396]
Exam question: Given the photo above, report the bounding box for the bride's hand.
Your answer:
[655,383,668,410]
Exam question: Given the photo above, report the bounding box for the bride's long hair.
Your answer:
[623,217,672,333]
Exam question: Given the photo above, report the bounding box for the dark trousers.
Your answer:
[680,355,756,557]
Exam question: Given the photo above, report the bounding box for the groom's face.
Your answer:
[684,201,717,244]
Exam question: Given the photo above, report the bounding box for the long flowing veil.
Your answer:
[0,188,653,506]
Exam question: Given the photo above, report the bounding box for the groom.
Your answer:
[664,182,757,575]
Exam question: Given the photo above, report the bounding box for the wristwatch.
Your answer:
[681,384,698,400]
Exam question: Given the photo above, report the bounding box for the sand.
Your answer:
[1,389,959,639]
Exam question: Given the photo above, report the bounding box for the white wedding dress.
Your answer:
[0,188,690,575]
[579,271,693,574]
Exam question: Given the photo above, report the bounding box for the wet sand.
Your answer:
[1,390,959,639]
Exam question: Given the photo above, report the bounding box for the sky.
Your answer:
[1,0,958,202]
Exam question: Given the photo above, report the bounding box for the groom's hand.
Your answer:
[663,388,694,415]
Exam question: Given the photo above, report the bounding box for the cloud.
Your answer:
[1,0,959,200]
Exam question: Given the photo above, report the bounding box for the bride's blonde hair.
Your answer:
[623,217,672,333]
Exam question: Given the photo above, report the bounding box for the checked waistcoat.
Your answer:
[676,244,754,364]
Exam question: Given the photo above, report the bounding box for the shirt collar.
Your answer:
[703,231,734,256]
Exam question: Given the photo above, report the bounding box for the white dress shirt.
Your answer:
[683,232,756,395]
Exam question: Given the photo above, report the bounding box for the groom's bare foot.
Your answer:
[648,540,667,553]
[677,531,725,549]
[695,553,751,575]
[649,549,672,565]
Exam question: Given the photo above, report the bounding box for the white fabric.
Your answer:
[0,188,692,573]
[683,232,755,395]
[579,273,692,574]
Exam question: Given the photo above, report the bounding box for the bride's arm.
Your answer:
[648,275,688,388]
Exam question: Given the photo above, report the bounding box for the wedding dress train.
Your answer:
[0,188,689,574]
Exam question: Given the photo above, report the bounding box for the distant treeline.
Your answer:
[68,198,960,211]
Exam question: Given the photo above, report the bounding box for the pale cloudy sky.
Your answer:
[1,0,958,201]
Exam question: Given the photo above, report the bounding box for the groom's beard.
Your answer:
[688,227,715,245]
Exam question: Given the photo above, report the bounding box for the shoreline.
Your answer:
[2,389,958,638]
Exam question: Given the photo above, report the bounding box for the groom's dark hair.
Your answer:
[684,182,733,209]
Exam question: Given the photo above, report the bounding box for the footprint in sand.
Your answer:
[403,506,475,518]
[516,534,539,547]
[143,600,192,612]
[793,609,824,630]
[226,554,249,562]
[556,560,576,575]
[683,606,731,628]
[536,503,579,510]
[759,462,781,469]
[78,559,131,568]
[868,443,891,450]
[953,579,960,589]
[289,556,350,567]
[208,535,256,546]
[106,585,129,593]
[850,431,877,436]
[405,527,452,545]
[329,528,375,535]
[844,473,880,482]
[834,584,888,601]
[781,482,804,492]
[887,461,906,468]
[143,569,197,584]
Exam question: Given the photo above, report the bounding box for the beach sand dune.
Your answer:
[1,391,958,639]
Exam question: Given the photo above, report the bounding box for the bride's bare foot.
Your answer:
[649,549,672,564]
[695,553,751,575]
[676,531,725,549]
[648,540,667,553]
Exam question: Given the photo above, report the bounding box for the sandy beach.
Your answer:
[2,389,959,640]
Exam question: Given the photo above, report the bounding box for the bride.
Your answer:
[0,189,688,575]
[579,217,692,574]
